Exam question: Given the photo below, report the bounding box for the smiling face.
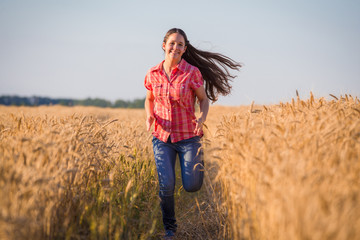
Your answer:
[162,33,187,63]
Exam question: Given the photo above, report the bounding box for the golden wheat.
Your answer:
[1,93,359,239]
[0,107,159,239]
[0,106,221,240]
[208,93,360,240]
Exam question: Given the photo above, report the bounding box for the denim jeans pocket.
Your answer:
[178,136,201,144]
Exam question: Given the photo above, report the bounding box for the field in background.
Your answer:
[1,93,359,239]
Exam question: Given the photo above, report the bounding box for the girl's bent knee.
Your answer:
[183,182,203,192]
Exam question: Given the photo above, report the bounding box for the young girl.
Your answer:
[144,28,241,238]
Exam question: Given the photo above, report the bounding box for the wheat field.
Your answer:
[1,93,359,239]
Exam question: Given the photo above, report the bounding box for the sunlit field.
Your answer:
[1,93,359,239]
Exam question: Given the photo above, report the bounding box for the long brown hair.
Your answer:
[163,28,242,102]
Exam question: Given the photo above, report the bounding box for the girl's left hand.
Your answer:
[193,118,204,135]
[146,115,155,132]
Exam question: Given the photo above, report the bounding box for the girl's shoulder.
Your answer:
[147,61,164,74]
[178,59,200,74]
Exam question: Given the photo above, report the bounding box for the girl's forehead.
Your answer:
[167,33,185,42]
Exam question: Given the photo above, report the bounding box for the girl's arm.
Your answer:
[194,85,209,135]
[145,90,155,131]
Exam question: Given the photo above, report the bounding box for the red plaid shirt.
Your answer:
[144,59,204,143]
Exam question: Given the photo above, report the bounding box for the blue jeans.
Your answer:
[152,136,204,232]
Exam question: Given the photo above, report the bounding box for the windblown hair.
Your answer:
[163,28,242,102]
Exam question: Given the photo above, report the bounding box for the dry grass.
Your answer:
[1,93,359,239]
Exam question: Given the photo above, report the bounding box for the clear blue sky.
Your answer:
[1,0,359,105]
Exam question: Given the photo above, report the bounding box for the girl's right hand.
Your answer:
[146,115,155,132]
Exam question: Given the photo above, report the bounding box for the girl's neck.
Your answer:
[163,58,181,74]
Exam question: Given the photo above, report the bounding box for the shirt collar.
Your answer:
[177,59,188,73]
[151,59,188,73]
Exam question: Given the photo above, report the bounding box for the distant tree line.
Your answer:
[0,95,145,108]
